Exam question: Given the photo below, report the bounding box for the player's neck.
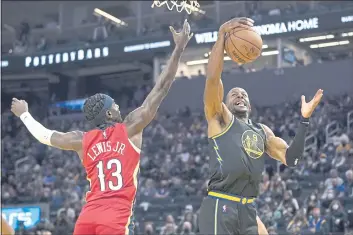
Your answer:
[97,121,115,130]
[234,113,249,123]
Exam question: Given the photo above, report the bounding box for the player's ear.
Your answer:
[106,110,112,119]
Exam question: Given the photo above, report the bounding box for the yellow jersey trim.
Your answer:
[208,191,255,204]
[211,115,235,139]
[124,162,140,235]
[214,199,219,235]
[258,123,267,143]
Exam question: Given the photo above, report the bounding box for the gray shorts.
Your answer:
[198,194,259,235]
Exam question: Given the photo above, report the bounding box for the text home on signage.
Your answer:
[253,17,319,36]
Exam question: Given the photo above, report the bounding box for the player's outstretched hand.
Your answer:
[11,98,28,117]
[170,19,193,50]
[301,89,324,118]
[219,17,254,34]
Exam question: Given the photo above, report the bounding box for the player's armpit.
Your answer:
[50,131,84,151]
[123,106,150,137]
[204,78,225,120]
[260,124,288,165]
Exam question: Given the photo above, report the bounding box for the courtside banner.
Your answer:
[2,10,352,72]
[194,10,353,44]
[1,204,49,231]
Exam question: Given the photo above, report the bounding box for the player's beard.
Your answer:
[229,104,249,120]
[114,115,123,123]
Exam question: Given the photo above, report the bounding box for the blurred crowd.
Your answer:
[1,82,353,235]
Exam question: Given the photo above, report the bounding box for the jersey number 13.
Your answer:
[97,159,123,191]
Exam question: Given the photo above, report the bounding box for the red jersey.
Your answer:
[82,123,140,206]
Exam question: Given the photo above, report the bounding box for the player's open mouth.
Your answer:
[235,101,245,107]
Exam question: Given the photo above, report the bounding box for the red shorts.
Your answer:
[74,202,134,235]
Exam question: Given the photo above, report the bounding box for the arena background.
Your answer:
[1,1,353,234]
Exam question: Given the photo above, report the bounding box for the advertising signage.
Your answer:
[2,206,42,231]
[194,17,319,44]
[1,10,352,73]
[195,11,353,44]
[253,17,319,36]
[25,47,109,68]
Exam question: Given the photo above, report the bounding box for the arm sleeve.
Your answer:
[285,118,309,167]
[20,112,54,146]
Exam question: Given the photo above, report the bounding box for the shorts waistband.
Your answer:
[208,191,255,204]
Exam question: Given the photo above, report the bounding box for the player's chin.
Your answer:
[114,117,123,123]
[233,105,248,112]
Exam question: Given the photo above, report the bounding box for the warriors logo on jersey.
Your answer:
[241,130,264,159]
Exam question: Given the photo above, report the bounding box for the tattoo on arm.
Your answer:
[124,46,184,137]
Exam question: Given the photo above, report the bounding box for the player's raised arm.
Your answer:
[11,98,83,152]
[204,18,254,121]
[123,19,193,137]
[261,89,323,167]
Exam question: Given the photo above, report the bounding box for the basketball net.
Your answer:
[151,0,203,14]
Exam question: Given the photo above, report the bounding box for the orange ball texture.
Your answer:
[225,27,263,64]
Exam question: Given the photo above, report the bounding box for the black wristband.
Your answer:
[300,116,310,124]
[285,118,309,167]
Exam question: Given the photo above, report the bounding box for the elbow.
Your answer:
[284,148,302,168]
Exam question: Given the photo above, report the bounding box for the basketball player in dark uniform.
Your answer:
[198,17,323,235]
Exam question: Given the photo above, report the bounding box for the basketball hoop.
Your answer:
[151,0,204,14]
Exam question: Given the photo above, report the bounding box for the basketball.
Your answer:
[225,27,263,64]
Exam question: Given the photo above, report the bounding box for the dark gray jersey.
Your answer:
[207,115,267,197]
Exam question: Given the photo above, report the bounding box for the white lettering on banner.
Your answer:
[25,47,109,68]
[195,31,218,44]
[1,60,9,67]
[341,15,353,23]
[253,17,319,36]
[194,18,319,43]
[4,212,33,227]
[124,40,171,52]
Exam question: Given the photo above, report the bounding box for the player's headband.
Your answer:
[92,95,114,127]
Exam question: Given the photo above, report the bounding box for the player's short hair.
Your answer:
[83,93,110,125]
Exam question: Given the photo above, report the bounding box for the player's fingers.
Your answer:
[185,21,190,34]
[188,32,194,39]
[301,95,306,104]
[231,24,252,31]
[236,17,253,23]
[169,26,176,34]
[230,21,252,29]
[315,93,323,104]
[12,97,19,102]
[183,19,188,29]
[312,90,323,102]
[315,89,323,97]
[239,20,253,27]
[236,17,254,26]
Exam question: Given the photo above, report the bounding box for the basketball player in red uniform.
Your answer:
[10,19,193,235]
